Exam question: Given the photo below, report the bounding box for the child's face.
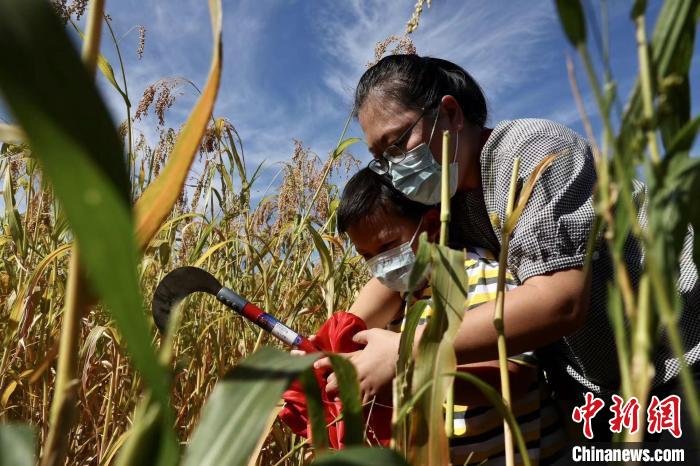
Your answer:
[347,209,439,261]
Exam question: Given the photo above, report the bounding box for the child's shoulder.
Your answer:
[463,246,518,287]
[464,246,498,267]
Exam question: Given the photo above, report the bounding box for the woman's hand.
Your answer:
[314,328,401,404]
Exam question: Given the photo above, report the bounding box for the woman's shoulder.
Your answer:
[485,118,588,154]
[481,117,594,184]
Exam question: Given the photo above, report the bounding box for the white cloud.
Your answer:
[313,0,559,110]
[34,0,680,201]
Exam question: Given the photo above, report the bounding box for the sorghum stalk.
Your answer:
[441,130,453,437]
[495,157,520,466]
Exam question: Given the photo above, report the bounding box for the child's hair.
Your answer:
[337,167,431,234]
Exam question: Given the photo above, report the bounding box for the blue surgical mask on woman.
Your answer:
[366,219,423,292]
[388,113,459,205]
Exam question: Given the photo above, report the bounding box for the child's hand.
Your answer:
[313,329,401,403]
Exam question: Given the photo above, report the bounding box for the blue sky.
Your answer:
[2,1,699,203]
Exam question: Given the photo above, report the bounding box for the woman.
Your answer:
[316,54,699,442]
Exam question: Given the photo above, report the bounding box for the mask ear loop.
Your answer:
[427,105,440,146]
[453,131,459,163]
[409,216,424,247]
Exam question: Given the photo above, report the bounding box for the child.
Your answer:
[332,167,567,465]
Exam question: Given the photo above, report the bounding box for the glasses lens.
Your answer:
[384,145,406,163]
[368,158,389,174]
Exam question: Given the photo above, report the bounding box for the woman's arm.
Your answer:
[349,276,404,329]
[448,267,590,363]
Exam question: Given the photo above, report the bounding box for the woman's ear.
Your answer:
[423,208,442,243]
[440,95,464,132]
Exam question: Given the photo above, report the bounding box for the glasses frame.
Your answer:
[368,103,439,175]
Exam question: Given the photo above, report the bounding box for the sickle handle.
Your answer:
[216,287,319,352]
[295,337,319,353]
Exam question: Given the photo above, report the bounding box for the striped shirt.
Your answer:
[396,246,567,465]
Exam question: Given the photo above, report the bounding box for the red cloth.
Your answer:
[279,312,393,448]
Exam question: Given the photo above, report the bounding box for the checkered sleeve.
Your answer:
[499,122,597,281]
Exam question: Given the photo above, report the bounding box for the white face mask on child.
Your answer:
[366,219,422,292]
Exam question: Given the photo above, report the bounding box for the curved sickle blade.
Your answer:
[152,266,222,333]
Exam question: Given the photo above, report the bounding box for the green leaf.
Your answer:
[607,283,632,399]
[653,155,700,266]
[620,0,699,152]
[0,0,177,462]
[327,354,364,446]
[306,220,336,314]
[408,244,467,465]
[408,233,432,291]
[311,446,409,466]
[307,221,333,282]
[394,299,429,453]
[397,300,428,381]
[0,0,161,381]
[183,348,317,466]
[332,137,361,159]
[299,369,330,452]
[97,55,131,106]
[611,156,636,253]
[69,20,131,107]
[3,167,24,255]
[115,394,166,466]
[0,424,35,466]
[659,77,692,153]
[554,0,586,46]
[668,115,700,154]
[0,0,129,201]
[649,1,698,86]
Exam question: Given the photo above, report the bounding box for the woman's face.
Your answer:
[358,97,443,165]
[358,95,481,191]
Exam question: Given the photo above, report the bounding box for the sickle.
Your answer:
[152,266,317,353]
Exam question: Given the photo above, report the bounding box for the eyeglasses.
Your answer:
[368,105,438,175]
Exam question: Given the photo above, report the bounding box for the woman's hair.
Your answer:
[337,167,432,234]
[354,54,487,127]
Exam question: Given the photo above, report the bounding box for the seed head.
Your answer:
[406,0,432,34]
[134,79,180,126]
[201,124,218,154]
[154,82,176,127]
[117,120,129,142]
[68,0,88,20]
[190,159,210,211]
[369,35,416,68]
[137,26,146,60]
[49,0,70,24]
[134,85,156,121]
